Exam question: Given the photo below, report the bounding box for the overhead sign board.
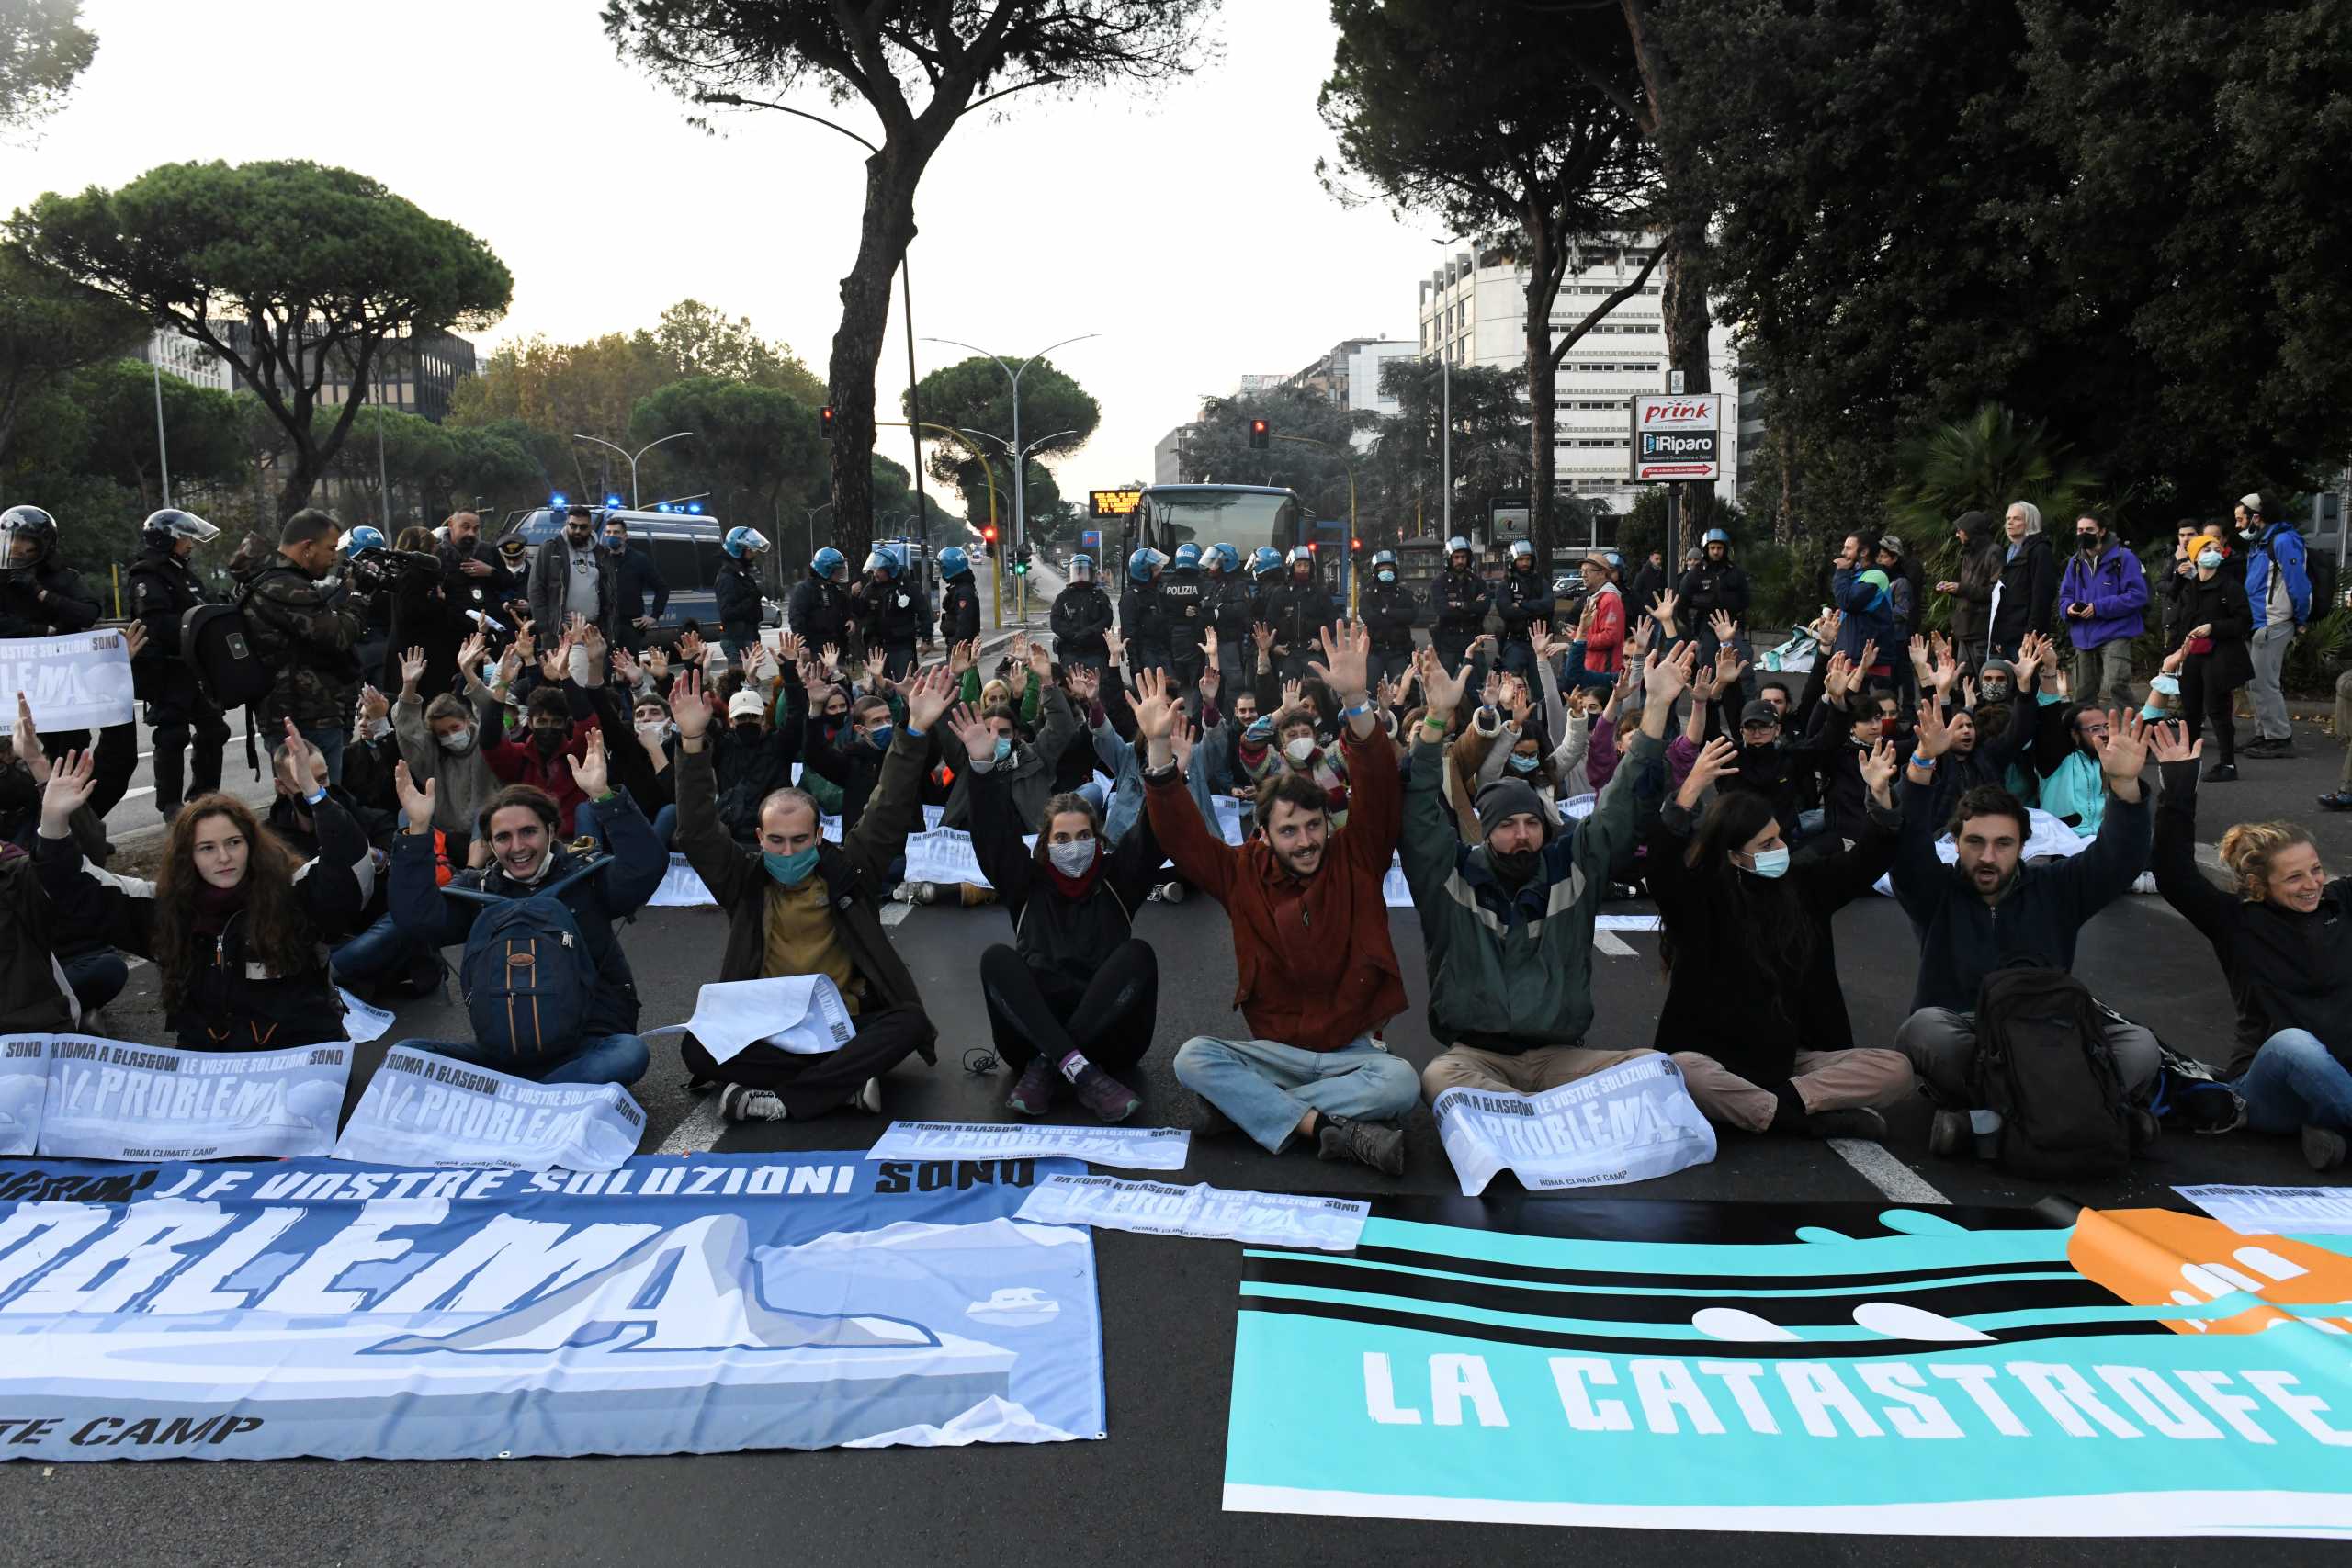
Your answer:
[1090,489,1143,519]
[1629,394,1724,483]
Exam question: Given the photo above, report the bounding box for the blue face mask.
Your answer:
[1508,751,1541,773]
[991,736,1013,763]
[1743,846,1792,879]
[865,725,893,750]
[763,846,820,886]
[1244,716,1275,744]
[602,535,626,553]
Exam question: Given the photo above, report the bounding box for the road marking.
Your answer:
[657,1091,729,1156]
[1592,931,1635,958]
[1827,1138,1951,1206]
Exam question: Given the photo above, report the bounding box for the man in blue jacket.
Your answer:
[2057,511,2149,712]
[2239,491,2312,759]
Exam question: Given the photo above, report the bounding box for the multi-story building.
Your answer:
[1153,423,1193,487]
[176,320,479,423]
[1279,336,1418,418]
[1418,239,1741,531]
[132,329,238,392]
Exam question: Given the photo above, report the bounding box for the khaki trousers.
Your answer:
[1669,1048,1917,1134]
[1421,1043,1659,1104]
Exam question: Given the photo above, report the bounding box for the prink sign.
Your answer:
[1629,394,1724,483]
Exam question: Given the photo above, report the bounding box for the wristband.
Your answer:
[594,790,617,804]
[1908,751,1937,771]
[1341,702,1373,720]
[305,787,329,807]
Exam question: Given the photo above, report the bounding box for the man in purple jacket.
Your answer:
[2058,512,2149,710]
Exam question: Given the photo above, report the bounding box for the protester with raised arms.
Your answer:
[1404,641,1689,1103]
[2148,721,2351,1169]
[1651,733,1916,1137]
[1142,622,1419,1173]
[388,729,664,1086]
[668,664,953,1122]
[960,683,1163,1122]
[36,724,367,1049]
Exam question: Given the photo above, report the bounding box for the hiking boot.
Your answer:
[1317,1115,1406,1176]
[1927,1108,1972,1158]
[894,881,936,905]
[1806,1106,1887,1142]
[2318,791,2352,813]
[2201,761,2238,783]
[1070,1062,1141,1123]
[2303,1125,2348,1173]
[718,1084,787,1122]
[1194,1095,1235,1137]
[958,882,998,908]
[1007,1055,1058,1116]
[848,1077,885,1114]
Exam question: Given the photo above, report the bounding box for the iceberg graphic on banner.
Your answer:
[0,1153,1102,1461]
[1224,1196,2352,1538]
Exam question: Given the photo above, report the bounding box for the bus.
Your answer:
[1120,482,1364,597]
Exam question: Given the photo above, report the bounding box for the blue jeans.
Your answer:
[330,911,432,983]
[1172,1033,1420,1154]
[302,726,347,786]
[396,1032,650,1087]
[2231,1029,2352,1134]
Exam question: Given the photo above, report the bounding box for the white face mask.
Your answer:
[1283,736,1316,764]
[635,720,671,744]
[1046,837,1097,877]
[437,727,473,752]
[1742,846,1792,879]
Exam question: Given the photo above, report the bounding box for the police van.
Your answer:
[496,502,781,642]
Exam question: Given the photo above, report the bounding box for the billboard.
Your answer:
[1629,394,1724,483]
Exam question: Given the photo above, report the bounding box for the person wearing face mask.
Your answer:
[1357,548,1420,693]
[2236,491,2312,760]
[1140,631,1420,1173]
[2158,532,2253,782]
[1494,539,1555,685]
[667,666,954,1121]
[599,515,669,652]
[1266,547,1339,682]
[435,510,521,626]
[391,637,505,869]
[527,505,621,650]
[935,545,982,649]
[1649,734,1913,1137]
[1432,536,1492,701]
[2145,722,2350,1168]
[789,546,855,654]
[936,637,1081,834]
[2055,511,2149,714]
[1678,527,1751,674]
[37,727,368,1050]
[1986,500,2056,660]
[799,692,899,833]
[1240,694,1351,829]
[1406,643,1690,1104]
[962,708,1163,1122]
[852,545,931,680]
[389,734,665,1088]
[1936,510,2004,671]
[226,510,376,786]
[479,686,602,835]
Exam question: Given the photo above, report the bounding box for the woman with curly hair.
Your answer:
[33,723,367,1049]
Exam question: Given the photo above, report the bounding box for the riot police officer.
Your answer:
[1360,548,1420,692]
[1432,534,1492,685]
[937,545,982,647]
[1159,542,1210,701]
[1264,546,1337,682]
[854,546,931,680]
[1050,554,1114,674]
[1204,542,1255,695]
[788,547,855,652]
[1122,547,1170,679]
[128,509,232,824]
[1496,538,1555,683]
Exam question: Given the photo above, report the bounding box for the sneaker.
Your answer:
[1149,881,1184,903]
[2318,791,2352,813]
[894,881,936,905]
[1007,1055,1057,1116]
[1070,1062,1141,1123]
[2303,1125,2347,1173]
[1805,1106,1887,1141]
[848,1077,885,1114]
[2201,761,2238,783]
[2241,738,2293,758]
[1927,1108,1971,1158]
[1317,1115,1406,1176]
[718,1084,787,1122]
[1194,1095,1235,1137]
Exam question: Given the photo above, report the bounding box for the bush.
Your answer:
[2284,605,2351,698]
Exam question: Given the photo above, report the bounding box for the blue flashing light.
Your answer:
[550,492,567,506]
[686,502,702,513]
[605,494,623,508]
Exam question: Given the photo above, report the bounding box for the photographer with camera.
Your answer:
[229,511,378,785]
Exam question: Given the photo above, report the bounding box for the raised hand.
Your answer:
[670,670,712,741]
[457,631,489,674]
[1479,669,1503,710]
[1028,636,1054,681]
[1651,588,1679,631]
[1131,667,1179,740]
[1713,642,1747,689]
[571,727,610,800]
[1528,621,1558,662]
[1708,609,1739,644]
[1644,642,1698,716]
[392,760,435,832]
[1069,663,1101,705]
[1676,736,1738,810]
[38,748,94,831]
[2146,718,2199,765]
[1102,627,1125,669]
[1010,632,1030,668]
[1281,677,1304,716]
[645,644,671,681]
[1907,633,1930,671]
[1813,608,1842,650]
[1912,699,1951,761]
[1855,639,1878,676]
[778,631,808,667]
[2098,707,2153,785]
[948,637,974,677]
[399,646,428,690]
[1507,676,1532,725]
[494,640,525,688]
[1690,659,1722,704]
[1251,622,1276,655]
[610,646,644,688]
[1199,662,1221,701]
[820,643,841,678]
[1624,615,1656,662]
[1416,646,1470,716]
[1860,737,1899,803]
[946,701,993,761]
[1168,715,1197,774]
[1203,626,1219,663]
[11,694,49,784]
[675,628,705,669]
[903,663,956,733]
[358,684,390,725]
[121,621,148,660]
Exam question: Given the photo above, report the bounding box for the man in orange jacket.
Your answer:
[1139,622,1419,1173]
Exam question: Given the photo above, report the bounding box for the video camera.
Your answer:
[346,547,446,592]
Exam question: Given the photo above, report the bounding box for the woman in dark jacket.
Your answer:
[1987,502,2056,659]
[34,727,366,1049]
[380,525,463,698]
[1939,509,2005,669]
[2150,731,2352,1168]
[963,697,1161,1123]
[2161,536,2254,781]
[1648,735,1913,1137]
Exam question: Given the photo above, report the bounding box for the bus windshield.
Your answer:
[1141,489,1298,556]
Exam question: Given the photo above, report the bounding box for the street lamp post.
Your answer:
[1270,432,1362,615]
[919,333,1098,581]
[572,431,695,510]
[150,358,173,509]
[958,426,1077,621]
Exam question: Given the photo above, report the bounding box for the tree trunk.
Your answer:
[1775,418,1796,547]
[277,440,323,522]
[1659,219,1714,559]
[1523,217,1557,571]
[827,151,923,567]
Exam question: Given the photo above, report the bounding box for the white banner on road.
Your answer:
[337,987,396,1043]
[903,828,989,888]
[0,1037,48,1156]
[868,1120,1192,1171]
[648,852,718,907]
[639,975,855,1066]
[1431,1054,1716,1197]
[332,1045,645,1171]
[3,630,136,731]
[25,1035,349,1162]
[2177,1184,2352,1236]
[1017,1173,1368,1251]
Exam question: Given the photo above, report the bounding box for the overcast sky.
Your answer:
[0,0,1453,518]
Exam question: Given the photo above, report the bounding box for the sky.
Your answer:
[0,0,1455,519]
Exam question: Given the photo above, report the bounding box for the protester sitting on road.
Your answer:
[1891,704,2158,1155]
[1238,677,1351,826]
[392,633,503,870]
[2148,722,2351,1170]
[388,740,662,1085]
[1144,629,1420,1173]
[936,637,1081,832]
[37,727,367,1050]
[1652,733,1916,1137]
[669,666,953,1122]
[1405,643,1690,1103]
[962,696,1161,1122]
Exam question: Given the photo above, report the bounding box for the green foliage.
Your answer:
[902,355,1097,523]
[1173,387,1372,531]
[2283,605,2351,698]
[64,358,246,505]
[0,243,145,464]
[0,0,96,133]
[1364,358,1526,541]
[1887,402,2101,544]
[649,299,826,402]
[631,375,824,526]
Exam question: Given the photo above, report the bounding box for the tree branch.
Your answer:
[1547,245,1660,371]
[695,90,879,152]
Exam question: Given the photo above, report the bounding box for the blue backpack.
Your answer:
[451,864,605,1066]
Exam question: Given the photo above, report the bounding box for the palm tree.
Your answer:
[1886,401,2101,544]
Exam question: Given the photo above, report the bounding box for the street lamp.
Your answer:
[572,431,694,510]
[920,333,1097,574]
[957,426,1078,620]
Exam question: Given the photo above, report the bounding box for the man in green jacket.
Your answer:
[1403,642,1691,1100]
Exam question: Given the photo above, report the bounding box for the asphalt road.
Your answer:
[4,713,2348,1564]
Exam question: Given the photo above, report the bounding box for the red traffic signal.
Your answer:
[820,405,835,439]
[1248,418,1269,449]
[1351,537,1363,550]
[981,524,998,542]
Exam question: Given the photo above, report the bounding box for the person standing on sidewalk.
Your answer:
[2239,491,2312,760]
[2057,512,2149,712]
[2160,536,2254,783]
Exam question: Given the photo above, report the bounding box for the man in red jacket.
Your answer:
[1139,623,1418,1173]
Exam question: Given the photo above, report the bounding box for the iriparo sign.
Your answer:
[1629,394,1724,483]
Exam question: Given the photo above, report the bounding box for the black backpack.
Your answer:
[1971,961,2137,1178]
[181,600,273,708]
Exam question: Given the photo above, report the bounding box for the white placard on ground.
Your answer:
[2177,1184,2352,1236]
[338,987,396,1043]
[1431,1054,1717,1197]
[639,975,855,1066]
[31,1036,350,1162]
[648,852,718,907]
[867,1120,1192,1171]
[1016,1173,1367,1251]
[332,1044,645,1170]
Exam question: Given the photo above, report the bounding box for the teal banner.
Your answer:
[1224,1198,2352,1536]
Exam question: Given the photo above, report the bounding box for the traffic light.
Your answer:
[980,523,999,557]
[1248,418,1269,449]
[820,405,835,440]
[1351,536,1363,551]
[1014,543,1033,575]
